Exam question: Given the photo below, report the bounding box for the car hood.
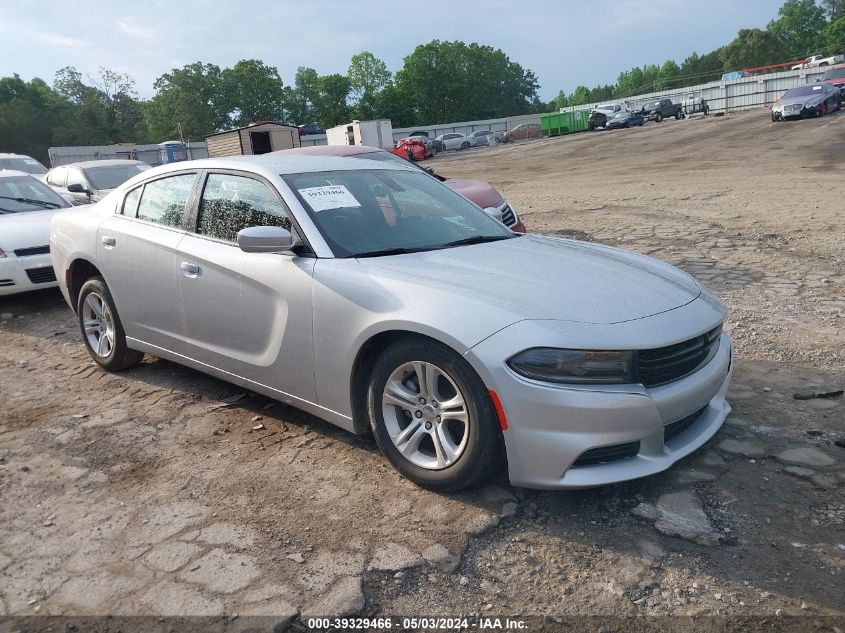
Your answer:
[0,209,61,249]
[443,179,504,208]
[361,234,701,324]
[780,95,822,106]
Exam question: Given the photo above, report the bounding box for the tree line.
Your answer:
[554,0,845,108]
[0,41,540,164]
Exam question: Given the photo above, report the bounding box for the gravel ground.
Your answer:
[1,109,843,632]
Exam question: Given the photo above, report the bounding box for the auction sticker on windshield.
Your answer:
[298,185,361,212]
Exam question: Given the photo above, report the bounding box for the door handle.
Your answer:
[180,261,200,277]
[101,236,116,248]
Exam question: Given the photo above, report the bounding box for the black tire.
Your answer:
[461,142,470,150]
[367,337,503,491]
[77,276,143,371]
[625,121,631,128]
[655,112,664,123]
[588,122,595,131]
[675,111,682,120]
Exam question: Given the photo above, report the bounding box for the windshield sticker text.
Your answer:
[298,185,361,212]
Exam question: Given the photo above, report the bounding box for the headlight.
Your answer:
[0,248,6,258]
[507,348,635,384]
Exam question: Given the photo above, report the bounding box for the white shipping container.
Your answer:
[326,119,394,149]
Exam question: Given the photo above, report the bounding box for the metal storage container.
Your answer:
[540,110,590,137]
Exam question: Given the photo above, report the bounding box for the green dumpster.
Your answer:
[540,110,590,137]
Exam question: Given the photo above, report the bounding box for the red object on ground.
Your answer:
[394,138,427,161]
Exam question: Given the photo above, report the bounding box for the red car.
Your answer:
[503,123,542,143]
[277,145,526,232]
[819,64,845,103]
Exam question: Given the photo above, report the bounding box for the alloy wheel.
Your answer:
[381,361,469,470]
[82,291,115,359]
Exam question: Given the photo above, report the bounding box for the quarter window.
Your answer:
[122,186,141,216]
[197,173,291,242]
[135,173,196,227]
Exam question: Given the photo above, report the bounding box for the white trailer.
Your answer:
[326,119,394,149]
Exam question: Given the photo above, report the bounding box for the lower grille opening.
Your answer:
[571,440,640,468]
[663,406,707,444]
[14,245,50,257]
[0,279,15,287]
[25,267,57,284]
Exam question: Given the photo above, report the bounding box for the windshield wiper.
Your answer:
[0,195,61,209]
[439,235,515,249]
[354,247,424,258]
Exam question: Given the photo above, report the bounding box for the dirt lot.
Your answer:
[1,109,844,631]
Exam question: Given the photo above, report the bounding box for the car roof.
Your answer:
[49,159,148,170]
[0,169,33,178]
[131,154,416,182]
[272,145,384,157]
[0,153,36,158]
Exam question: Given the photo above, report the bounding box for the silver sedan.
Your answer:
[50,155,732,491]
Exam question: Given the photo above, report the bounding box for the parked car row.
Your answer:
[398,124,543,158]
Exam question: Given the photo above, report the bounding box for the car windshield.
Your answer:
[821,68,845,80]
[0,156,47,175]
[83,163,150,190]
[0,175,66,213]
[783,85,825,98]
[283,169,514,258]
[597,106,616,112]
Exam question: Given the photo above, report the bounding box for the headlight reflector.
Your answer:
[507,348,635,384]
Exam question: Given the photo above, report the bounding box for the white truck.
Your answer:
[792,54,845,70]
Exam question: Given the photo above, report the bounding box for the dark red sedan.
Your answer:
[503,123,542,143]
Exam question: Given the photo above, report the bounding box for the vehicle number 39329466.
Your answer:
[305,617,473,630]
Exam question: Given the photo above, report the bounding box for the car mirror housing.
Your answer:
[67,183,88,194]
[237,226,295,253]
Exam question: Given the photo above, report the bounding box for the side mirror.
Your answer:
[237,226,294,253]
[67,183,88,194]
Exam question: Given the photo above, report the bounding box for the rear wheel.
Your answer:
[77,277,143,371]
[461,142,470,150]
[367,337,503,491]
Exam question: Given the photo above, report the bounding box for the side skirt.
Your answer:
[126,337,357,433]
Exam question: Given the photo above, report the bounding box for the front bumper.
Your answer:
[0,253,58,296]
[470,326,733,489]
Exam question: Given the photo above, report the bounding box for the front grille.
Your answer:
[664,406,707,444]
[501,204,516,226]
[14,245,50,257]
[0,279,14,287]
[25,267,57,284]
[636,326,722,388]
[571,440,640,468]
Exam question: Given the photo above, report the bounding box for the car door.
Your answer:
[176,170,317,402]
[444,134,460,150]
[96,171,198,355]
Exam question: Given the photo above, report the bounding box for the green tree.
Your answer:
[312,73,351,129]
[767,0,827,57]
[657,60,681,90]
[721,29,787,70]
[347,51,391,98]
[348,51,392,119]
[818,15,845,52]
[679,50,725,83]
[394,40,538,124]
[223,59,287,126]
[287,66,320,124]
[145,62,229,141]
[0,75,65,162]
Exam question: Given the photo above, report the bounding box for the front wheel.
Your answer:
[77,277,143,371]
[461,142,470,150]
[367,338,503,491]
[655,112,664,123]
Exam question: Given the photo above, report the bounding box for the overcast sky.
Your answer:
[2,0,786,100]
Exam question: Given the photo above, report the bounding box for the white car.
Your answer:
[435,133,467,151]
[0,153,49,182]
[0,171,72,295]
[46,159,151,206]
